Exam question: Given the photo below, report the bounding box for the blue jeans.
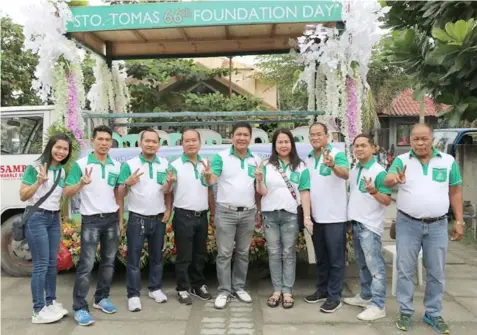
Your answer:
[312,221,346,302]
[263,210,298,294]
[215,205,256,295]
[25,210,61,312]
[352,222,386,309]
[73,213,119,311]
[127,212,165,298]
[396,211,448,317]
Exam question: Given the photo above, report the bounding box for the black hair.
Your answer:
[269,128,302,172]
[411,123,433,134]
[309,122,328,134]
[140,127,160,141]
[37,133,72,170]
[353,133,375,146]
[231,121,252,136]
[92,125,113,138]
[181,128,201,142]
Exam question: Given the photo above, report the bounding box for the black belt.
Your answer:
[398,210,447,224]
[82,211,118,219]
[174,207,208,217]
[37,209,60,215]
[130,211,163,220]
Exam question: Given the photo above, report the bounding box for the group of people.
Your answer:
[20,120,464,334]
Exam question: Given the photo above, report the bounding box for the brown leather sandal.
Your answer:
[282,294,294,309]
[267,293,281,308]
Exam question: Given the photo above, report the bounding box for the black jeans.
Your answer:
[127,212,165,298]
[312,221,346,302]
[173,207,209,291]
[73,212,119,311]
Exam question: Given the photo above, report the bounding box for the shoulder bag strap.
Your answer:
[277,166,299,205]
[31,168,62,209]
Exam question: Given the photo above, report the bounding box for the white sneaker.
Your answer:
[214,294,231,309]
[128,297,142,312]
[149,289,167,303]
[233,290,252,303]
[357,305,386,321]
[343,294,372,308]
[32,306,63,324]
[47,300,68,317]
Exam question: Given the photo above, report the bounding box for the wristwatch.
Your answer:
[455,221,465,226]
[305,216,311,219]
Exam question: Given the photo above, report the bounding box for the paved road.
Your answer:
[2,203,477,335]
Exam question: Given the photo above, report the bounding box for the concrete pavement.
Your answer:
[2,203,477,335]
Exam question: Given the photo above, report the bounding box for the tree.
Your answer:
[255,54,307,111]
[367,37,412,115]
[384,1,477,124]
[1,16,41,106]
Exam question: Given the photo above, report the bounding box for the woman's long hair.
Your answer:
[36,133,73,170]
[268,128,302,172]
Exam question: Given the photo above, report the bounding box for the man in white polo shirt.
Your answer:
[64,125,122,326]
[304,122,349,313]
[117,128,172,312]
[170,129,214,305]
[385,123,464,333]
[204,121,262,309]
[345,134,392,321]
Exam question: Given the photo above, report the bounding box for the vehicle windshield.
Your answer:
[433,130,458,152]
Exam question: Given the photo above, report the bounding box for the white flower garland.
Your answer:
[296,0,389,151]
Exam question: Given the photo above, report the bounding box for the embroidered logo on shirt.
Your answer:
[319,163,332,176]
[107,172,118,187]
[247,164,256,178]
[289,171,300,184]
[432,167,448,182]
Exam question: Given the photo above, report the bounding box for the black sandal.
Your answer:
[267,293,281,308]
[282,294,294,309]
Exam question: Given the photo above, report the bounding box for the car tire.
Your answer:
[1,214,33,277]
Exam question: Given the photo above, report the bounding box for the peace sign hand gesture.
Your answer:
[126,168,144,186]
[165,168,176,185]
[363,176,377,194]
[36,163,49,185]
[255,162,264,183]
[395,165,407,184]
[202,160,212,179]
[80,167,93,186]
[323,149,335,167]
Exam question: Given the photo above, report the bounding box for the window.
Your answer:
[1,116,43,155]
[396,124,412,146]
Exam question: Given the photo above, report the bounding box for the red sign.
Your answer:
[0,164,27,180]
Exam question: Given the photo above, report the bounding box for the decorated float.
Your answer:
[18,0,387,270]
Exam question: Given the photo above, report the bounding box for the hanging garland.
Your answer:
[297,0,389,153]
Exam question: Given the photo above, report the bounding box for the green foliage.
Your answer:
[367,36,412,115]
[384,1,477,124]
[126,59,264,122]
[1,16,41,106]
[255,54,307,111]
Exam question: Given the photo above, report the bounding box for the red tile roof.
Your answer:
[381,89,447,117]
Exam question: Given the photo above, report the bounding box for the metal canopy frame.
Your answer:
[66,1,343,61]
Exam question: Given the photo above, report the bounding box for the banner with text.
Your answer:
[67,1,343,32]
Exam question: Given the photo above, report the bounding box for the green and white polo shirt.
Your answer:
[66,153,121,216]
[305,144,349,223]
[348,157,392,236]
[211,146,262,208]
[170,153,208,212]
[261,160,310,214]
[21,164,65,211]
[389,148,462,219]
[117,154,169,216]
